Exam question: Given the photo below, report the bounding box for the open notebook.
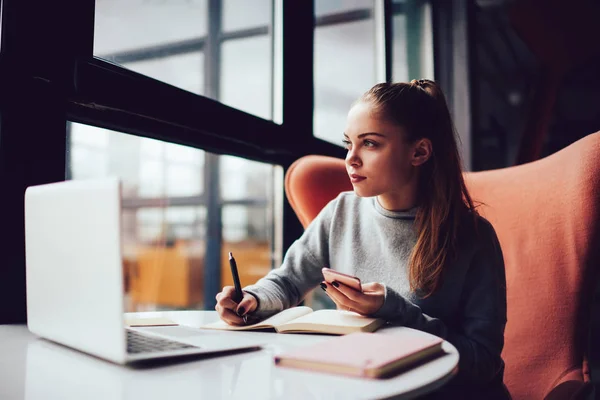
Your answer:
[274,331,445,379]
[201,306,386,335]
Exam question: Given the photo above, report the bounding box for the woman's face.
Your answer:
[343,102,419,207]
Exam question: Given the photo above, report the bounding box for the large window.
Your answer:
[67,122,281,312]
[0,0,432,322]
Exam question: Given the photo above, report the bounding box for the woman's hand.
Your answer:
[321,281,385,316]
[215,286,258,326]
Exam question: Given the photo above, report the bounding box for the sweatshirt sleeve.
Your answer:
[242,197,337,319]
[372,220,507,385]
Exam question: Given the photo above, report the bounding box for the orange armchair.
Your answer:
[284,132,600,399]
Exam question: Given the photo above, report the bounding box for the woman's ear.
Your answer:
[411,139,432,166]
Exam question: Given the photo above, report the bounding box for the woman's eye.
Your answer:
[364,140,377,147]
[342,139,352,149]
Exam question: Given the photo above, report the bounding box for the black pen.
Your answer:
[228,251,244,304]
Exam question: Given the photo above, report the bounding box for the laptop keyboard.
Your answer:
[126,329,200,354]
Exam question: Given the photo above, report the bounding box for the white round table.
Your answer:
[0,310,459,400]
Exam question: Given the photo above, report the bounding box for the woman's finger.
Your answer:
[216,304,245,326]
[331,281,366,302]
[215,286,236,303]
[218,296,239,311]
[323,282,361,311]
[361,282,384,293]
[236,293,257,316]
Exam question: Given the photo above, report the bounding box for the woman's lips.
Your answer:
[349,174,366,183]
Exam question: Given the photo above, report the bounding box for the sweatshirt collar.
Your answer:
[372,197,418,219]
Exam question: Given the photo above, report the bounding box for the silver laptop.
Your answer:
[25,177,263,364]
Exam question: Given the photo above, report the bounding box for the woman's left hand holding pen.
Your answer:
[215,286,258,326]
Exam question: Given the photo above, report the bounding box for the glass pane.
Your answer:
[220,36,272,120]
[94,0,207,55]
[222,0,271,32]
[222,205,272,288]
[392,14,408,82]
[314,19,376,145]
[166,164,202,197]
[70,147,109,179]
[220,155,273,200]
[66,122,281,312]
[315,0,373,17]
[94,0,206,95]
[94,0,275,121]
[138,160,164,197]
[219,155,275,288]
[70,123,110,148]
[392,0,434,82]
[124,53,205,95]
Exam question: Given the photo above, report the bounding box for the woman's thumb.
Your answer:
[361,282,384,292]
[236,292,257,316]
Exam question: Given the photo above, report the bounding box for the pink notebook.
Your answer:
[274,331,444,379]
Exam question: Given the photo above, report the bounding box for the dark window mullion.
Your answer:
[0,0,95,324]
[69,59,289,160]
[203,0,223,310]
[384,0,393,83]
[279,0,314,260]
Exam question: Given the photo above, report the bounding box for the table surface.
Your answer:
[0,311,459,400]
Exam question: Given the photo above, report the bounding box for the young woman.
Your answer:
[215,80,509,398]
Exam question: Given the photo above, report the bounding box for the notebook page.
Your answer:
[280,309,377,328]
[201,306,313,330]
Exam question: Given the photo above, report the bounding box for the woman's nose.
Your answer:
[345,149,361,167]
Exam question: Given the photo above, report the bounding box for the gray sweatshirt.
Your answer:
[244,191,507,386]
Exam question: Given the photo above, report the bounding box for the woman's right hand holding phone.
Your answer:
[215,286,258,326]
[321,268,385,316]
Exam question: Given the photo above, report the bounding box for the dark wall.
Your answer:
[470,0,600,171]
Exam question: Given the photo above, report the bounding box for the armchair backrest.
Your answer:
[284,132,600,399]
[285,155,352,228]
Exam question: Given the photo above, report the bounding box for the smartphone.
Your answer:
[322,268,362,292]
